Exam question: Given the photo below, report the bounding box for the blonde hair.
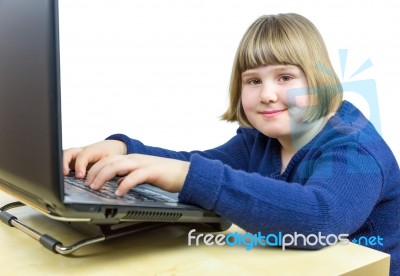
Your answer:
[222,13,343,127]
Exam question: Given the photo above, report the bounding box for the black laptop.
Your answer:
[0,0,229,233]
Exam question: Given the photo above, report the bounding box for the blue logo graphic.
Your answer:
[286,49,382,151]
[338,49,381,135]
[352,235,384,247]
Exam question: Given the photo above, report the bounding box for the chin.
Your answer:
[258,128,289,139]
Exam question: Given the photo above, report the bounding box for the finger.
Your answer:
[62,148,82,176]
[117,177,125,185]
[89,157,139,191]
[74,147,103,178]
[115,169,149,196]
[86,155,122,185]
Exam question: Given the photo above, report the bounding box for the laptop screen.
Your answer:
[0,0,63,205]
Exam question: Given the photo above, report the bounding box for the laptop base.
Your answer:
[0,201,231,255]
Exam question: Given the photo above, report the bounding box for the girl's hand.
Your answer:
[63,140,127,178]
[85,154,190,195]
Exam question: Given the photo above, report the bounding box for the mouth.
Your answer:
[259,109,287,118]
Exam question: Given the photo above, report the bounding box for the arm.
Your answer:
[179,143,382,247]
[64,127,255,178]
[106,127,257,171]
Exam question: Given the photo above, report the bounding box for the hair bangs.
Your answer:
[237,17,300,73]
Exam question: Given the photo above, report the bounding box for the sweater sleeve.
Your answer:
[178,143,383,249]
[106,127,256,171]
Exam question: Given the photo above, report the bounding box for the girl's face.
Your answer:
[241,64,311,140]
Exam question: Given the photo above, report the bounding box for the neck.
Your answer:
[278,114,332,155]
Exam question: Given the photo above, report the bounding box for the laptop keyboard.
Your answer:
[64,175,177,203]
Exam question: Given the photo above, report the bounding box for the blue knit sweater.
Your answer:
[108,101,400,274]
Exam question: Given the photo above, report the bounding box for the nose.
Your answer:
[259,82,279,104]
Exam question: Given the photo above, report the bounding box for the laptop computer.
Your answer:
[0,0,230,232]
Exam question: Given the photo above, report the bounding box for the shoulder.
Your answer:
[328,100,378,137]
[315,101,399,181]
[325,101,392,157]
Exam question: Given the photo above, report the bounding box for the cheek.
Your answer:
[284,87,311,108]
[241,90,257,112]
[295,94,310,108]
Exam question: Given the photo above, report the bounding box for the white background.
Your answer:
[59,0,399,161]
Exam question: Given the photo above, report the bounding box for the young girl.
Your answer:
[64,13,400,273]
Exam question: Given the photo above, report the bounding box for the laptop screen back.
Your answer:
[0,0,63,205]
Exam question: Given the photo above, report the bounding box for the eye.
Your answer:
[247,79,261,85]
[279,75,293,82]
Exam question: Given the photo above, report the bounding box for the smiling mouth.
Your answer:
[260,109,287,118]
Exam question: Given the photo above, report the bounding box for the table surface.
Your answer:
[0,191,390,276]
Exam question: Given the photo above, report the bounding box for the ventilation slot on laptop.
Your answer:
[121,210,182,221]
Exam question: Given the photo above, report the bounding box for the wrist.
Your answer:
[179,161,190,190]
[116,140,127,155]
[106,133,146,154]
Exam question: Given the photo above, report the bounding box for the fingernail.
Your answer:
[115,190,121,197]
